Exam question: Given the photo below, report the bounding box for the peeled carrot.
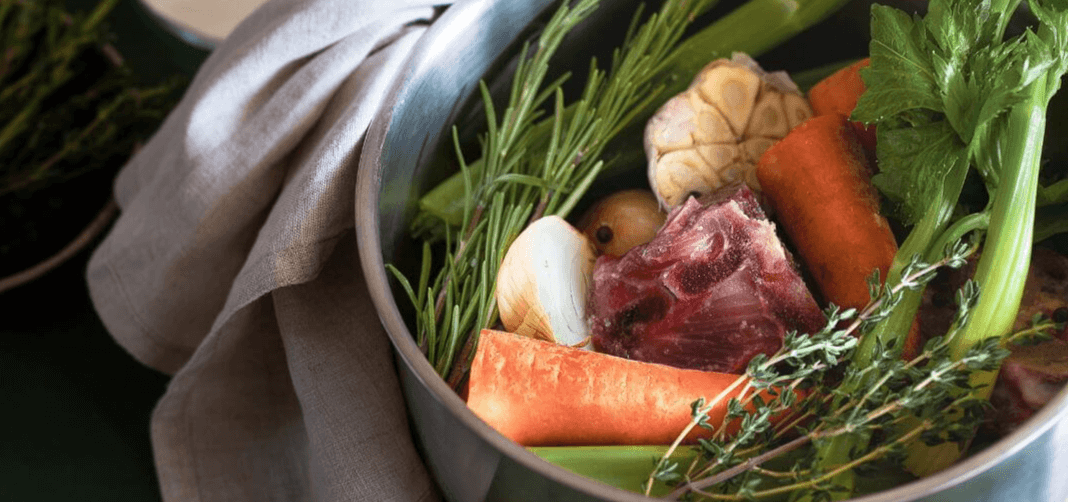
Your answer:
[807,58,876,158]
[756,114,890,310]
[756,114,919,359]
[467,329,755,446]
[808,58,869,117]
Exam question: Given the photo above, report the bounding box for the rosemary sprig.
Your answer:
[409,0,854,239]
[0,0,183,196]
[389,0,723,385]
[644,240,1013,500]
[1,0,184,278]
[0,0,117,153]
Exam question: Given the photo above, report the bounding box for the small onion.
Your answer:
[578,189,666,257]
[495,215,596,348]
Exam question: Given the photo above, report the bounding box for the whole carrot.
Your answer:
[466,329,753,446]
[807,58,876,158]
[756,114,919,358]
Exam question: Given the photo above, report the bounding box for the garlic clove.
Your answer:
[693,60,763,135]
[744,92,790,139]
[653,150,720,207]
[740,138,777,163]
[783,92,813,129]
[495,215,596,349]
[695,144,743,171]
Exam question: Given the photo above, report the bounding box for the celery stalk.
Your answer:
[529,445,698,496]
[803,0,1068,495]
[654,0,853,83]
[949,79,1047,363]
[854,156,971,367]
[904,68,1053,480]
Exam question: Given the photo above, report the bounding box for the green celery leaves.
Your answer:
[852,0,1068,224]
[852,6,941,125]
[871,122,965,220]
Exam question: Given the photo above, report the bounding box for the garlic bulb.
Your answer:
[645,52,812,208]
[495,216,596,349]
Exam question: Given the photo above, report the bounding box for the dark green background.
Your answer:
[1,0,208,499]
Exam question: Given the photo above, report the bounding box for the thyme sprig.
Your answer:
[1002,312,1062,347]
[388,0,720,385]
[644,240,1012,500]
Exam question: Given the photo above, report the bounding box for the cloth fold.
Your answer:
[86,1,446,500]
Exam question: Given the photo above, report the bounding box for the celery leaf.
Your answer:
[852,5,940,123]
[872,122,966,219]
[854,0,1066,224]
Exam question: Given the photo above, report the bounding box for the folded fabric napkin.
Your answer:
[86,1,448,500]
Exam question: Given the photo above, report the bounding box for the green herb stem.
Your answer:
[949,74,1048,363]
[1,0,128,172]
[670,395,957,501]
[645,375,751,495]
[669,338,992,500]
[412,0,851,235]
[854,156,971,367]
[813,0,1068,488]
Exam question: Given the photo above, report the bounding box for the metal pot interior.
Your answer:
[356,1,1068,500]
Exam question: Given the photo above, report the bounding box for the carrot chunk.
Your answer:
[807,58,876,158]
[466,329,750,446]
[756,114,919,359]
[808,58,869,117]
[757,114,892,311]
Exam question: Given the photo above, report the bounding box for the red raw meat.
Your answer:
[587,184,826,374]
[989,339,1068,436]
[919,247,1068,436]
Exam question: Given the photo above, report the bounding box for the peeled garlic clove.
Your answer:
[495,215,596,348]
[645,52,813,209]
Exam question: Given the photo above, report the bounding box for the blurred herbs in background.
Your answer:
[0,0,184,283]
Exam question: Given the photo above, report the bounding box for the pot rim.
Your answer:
[355,1,1068,500]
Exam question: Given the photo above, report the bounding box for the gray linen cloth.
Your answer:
[86,0,447,500]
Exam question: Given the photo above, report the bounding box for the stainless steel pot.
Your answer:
[355,1,1068,500]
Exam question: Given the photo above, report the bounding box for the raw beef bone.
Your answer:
[587,184,825,374]
[920,247,1068,343]
[919,246,1068,435]
[989,339,1068,436]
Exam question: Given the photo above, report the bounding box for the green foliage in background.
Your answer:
[0,0,184,270]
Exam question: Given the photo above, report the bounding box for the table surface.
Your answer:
[0,1,208,500]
